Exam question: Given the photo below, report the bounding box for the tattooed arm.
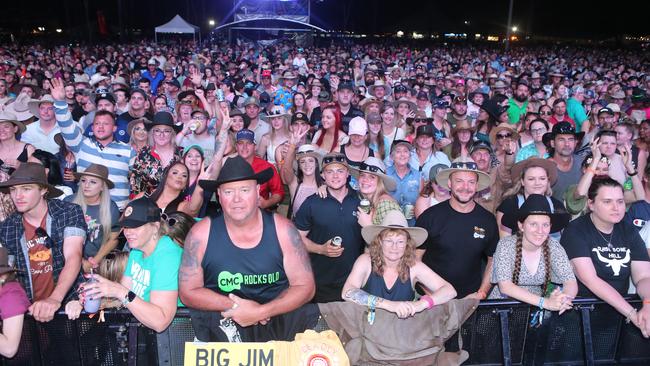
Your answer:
[178,218,235,311]
[341,254,421,318]
[256,216,316,319]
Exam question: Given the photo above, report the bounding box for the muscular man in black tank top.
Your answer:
[178,156,318,342]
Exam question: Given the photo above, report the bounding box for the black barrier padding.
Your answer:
[3,299,650,366]
[542,309,586,364]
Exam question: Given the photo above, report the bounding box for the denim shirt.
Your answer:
[386,166,421,226]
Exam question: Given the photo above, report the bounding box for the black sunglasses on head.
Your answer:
[35,227,53,249]
[359,163,385,174]
[496,133,513,139]
[322,155,346,165]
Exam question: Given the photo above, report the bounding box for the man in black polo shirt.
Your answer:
[295,153,363,302]
[336,82,364,134]
[416,158,498,299]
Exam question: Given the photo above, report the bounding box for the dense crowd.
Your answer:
[0,39,650,361]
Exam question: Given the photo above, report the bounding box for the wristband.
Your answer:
[367,295,377,325]
[422,295,435,309]
[538,296,545,310]
[643,299,650,305]
[476,290,487,300]
[628,170,638,176]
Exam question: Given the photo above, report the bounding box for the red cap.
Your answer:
[261,70,272,78]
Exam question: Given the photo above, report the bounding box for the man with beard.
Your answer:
[507,80,530,124]
[415,158,498,299]
[545,122,584,202]
[447,95,469,128]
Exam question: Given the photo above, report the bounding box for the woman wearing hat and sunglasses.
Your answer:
[130,111,184,197]
[0,246,31,358]
[342,210,456,319]
[67,164,120,273]
[81,197,183,333]
[490,194,577,314]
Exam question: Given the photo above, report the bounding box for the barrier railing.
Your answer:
[1,298,649,365]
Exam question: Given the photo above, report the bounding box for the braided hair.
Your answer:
[512,231,552,295]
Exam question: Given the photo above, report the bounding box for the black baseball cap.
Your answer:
[416,125,435,138]
[95,93,115,105]
[291,112,310,125]
[338,82,355,92]
[119,197,161,228]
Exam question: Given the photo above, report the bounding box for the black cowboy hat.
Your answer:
[542,121,585,143]
[512,194,571,234]
[145,111,182,133]
[480,99,508,121]
[199,156,273,191]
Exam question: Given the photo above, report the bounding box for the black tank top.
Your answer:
[202,210,289,304]
[362,270,415,301]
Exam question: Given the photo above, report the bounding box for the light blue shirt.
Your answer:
[386,166,421,226]
[20,121,61,155]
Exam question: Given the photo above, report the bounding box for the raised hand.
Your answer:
[50,78,66,101]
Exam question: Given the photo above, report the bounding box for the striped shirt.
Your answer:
[54,101,135,209]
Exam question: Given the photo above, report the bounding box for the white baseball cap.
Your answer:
[348,116,368,136]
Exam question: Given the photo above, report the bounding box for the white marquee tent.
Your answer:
[154,15,201,43]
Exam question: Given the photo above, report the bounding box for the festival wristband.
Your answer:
[422,295,435,309]
[476,290,487,300]
[538,297,545,310]
[643,299,650,305]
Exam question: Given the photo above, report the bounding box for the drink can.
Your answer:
[189,122,199,132]
[331,236,342,247]
[216,89,225,102]
[359,199,372,214]
[404,204,415,220]
[83,273,102,313]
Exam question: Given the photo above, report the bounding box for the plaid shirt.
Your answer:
[0,199,87,301]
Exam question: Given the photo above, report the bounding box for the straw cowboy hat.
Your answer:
[359,97,384,113]
[510,158,558,186]
[73,163,115,189]
[89,74,110,87]
[293,144,323,172]
[435,157,491,191]
[489,123,520,146]
[392,97,417,112]
[0,162,63,198]
[368,80,392,96]
[27,94,55,118]
[361,210,428,247]
[350,157,397,192]
[4,93,35,121]
[0,111,26,134]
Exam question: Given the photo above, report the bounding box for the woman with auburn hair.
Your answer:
[341,211,456,318]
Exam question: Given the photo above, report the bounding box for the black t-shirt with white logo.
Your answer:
[415,200,499,297]
[561,214,650,297]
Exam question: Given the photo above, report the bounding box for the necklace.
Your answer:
[595,228,614,249]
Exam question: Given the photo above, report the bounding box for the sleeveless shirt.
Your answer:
[202,210,289,304]
[362,270,415,301]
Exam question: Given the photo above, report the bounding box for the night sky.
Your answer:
[0,0,646,40]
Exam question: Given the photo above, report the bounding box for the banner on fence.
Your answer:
[184,330,349,366]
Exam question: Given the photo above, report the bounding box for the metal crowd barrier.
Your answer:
[1,298,649,366]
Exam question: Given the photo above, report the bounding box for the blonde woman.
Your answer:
[68,164,120,273]
[257,105,291,165]
[352,157,401,226]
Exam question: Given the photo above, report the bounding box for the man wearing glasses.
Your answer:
[176,109,216,165]
[0,163,86,322]
[50,78,135,210]
[294,153,363,302]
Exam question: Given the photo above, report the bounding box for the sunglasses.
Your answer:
[322,155,346,166]
[414,118,429,123]
[496,133,513,140]
[161,213,177,227]
[35,227,53,249]
[359,162,385,174]
[541,111,552,116]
